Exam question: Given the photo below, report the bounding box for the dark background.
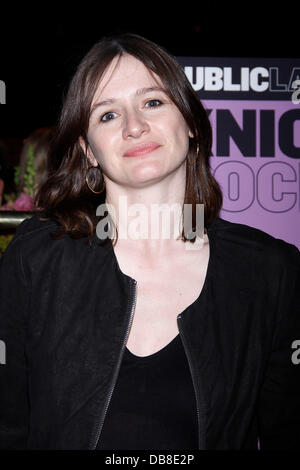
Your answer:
[0,5,296,141]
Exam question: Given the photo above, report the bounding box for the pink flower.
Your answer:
[13,193,34,211]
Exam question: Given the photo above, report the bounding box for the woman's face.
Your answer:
[85,54,191,188]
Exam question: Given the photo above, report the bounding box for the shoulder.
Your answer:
[0,215,60,272]
[209,216,300,274]
[12,213,59,239]
[3,214,104,270]
[1,214,113,291]
[7,214,62,252]
[0,215,58,283]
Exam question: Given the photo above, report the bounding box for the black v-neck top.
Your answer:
[97,333,198,450]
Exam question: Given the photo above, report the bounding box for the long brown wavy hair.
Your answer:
[34,33,223,246]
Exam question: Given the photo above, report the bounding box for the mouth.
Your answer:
[123,143,161,158]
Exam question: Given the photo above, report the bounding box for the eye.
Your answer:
[145,99,163,108]
[100,111,118,122]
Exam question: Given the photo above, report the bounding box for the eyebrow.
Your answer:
[90,86,167,115]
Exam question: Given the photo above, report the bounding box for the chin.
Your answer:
[130,162,165,181]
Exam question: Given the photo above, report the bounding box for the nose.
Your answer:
[122,108,150,139]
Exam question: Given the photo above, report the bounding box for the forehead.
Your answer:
[92,54,162,102]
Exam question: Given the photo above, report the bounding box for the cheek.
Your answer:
[167,115,190,155]
[89,127,121,157]
[88,133,121,178]
[162,107,189,137]
[88,133,110,163]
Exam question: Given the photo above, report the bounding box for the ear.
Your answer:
[79,137,98,167]
[188,129,194,139]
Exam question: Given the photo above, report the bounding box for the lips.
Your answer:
[123,142,161,157]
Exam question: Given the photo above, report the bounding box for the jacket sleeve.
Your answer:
[258,243,300,450]
[0,221,31,449]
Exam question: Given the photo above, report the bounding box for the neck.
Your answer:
[104,166,187,251]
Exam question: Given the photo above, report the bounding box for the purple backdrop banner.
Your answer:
[178,57,300,249]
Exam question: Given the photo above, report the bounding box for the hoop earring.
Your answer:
[85,165,106,194]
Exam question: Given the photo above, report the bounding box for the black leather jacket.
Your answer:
[0,215,299,450]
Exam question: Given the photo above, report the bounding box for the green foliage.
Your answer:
[24,145,35,197]
[0,145,36,255]
[14,165,21,187]
[0,234,14,256]
[3,192,17,203]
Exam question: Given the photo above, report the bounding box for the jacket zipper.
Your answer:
[177,313,202,450]
[89,278,137,450]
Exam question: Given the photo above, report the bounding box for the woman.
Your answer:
[0,34,299,451]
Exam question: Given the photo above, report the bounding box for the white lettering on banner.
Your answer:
[241,68,250,91]
[249,67,269,92]
[205,67,223,91]
[223,67,241,91]
[184,66,299,94]
[185,66,270,92]
[185,66,203,90]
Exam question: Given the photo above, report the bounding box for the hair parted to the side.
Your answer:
[34,33,223,246]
